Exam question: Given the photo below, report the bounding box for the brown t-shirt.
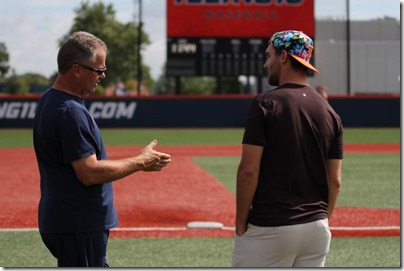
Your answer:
[243,83,343,227]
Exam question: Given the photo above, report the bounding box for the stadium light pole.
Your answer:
[137,0,143,96]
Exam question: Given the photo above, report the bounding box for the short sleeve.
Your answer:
[328,117,344,159]
[242,96,269,147]
[57,106,97,164]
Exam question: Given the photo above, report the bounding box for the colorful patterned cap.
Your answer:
[268,30,319,74]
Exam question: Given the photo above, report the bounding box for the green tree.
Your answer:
[154,74,242,95]
[0,42,10,78]
[219,77,242,94]
[154,75,215,95]
[4,73,49,94]
[60,1,152,89]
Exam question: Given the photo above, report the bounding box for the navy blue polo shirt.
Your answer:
[33,88,119,233]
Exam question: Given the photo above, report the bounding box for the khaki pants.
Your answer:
[232,219,331,267]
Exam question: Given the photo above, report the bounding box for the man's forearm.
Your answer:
[326,159,342,219]
[235,169,259,234]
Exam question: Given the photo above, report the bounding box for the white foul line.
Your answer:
[114,227,188,231]
[330,226,400,231]
[0,226,400,232]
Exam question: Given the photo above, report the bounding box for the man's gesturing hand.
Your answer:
[138,140,171,171]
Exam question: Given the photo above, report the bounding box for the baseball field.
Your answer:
[0,128,400,267]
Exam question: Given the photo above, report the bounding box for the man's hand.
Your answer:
[138,140,171,171]
[235,223,248,237]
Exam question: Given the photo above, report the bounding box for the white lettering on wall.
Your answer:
[88,102,137,119]
[0,102,37,119]
[0,101,137,120]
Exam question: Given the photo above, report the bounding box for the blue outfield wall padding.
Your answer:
[109,98,251,128]
[329,97,400,128]
[0,95,400,128]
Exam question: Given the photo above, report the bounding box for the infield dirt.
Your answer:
[0,144,399,238]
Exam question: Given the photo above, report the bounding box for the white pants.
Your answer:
[232,219,331,267]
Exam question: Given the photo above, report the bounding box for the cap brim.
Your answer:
[288,53,319,74]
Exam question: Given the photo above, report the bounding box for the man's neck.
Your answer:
[279,65,309,86]
[53,75,83,99]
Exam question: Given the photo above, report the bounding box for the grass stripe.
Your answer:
[0,128,399,148]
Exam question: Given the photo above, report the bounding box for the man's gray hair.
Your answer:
[57,31,107,74]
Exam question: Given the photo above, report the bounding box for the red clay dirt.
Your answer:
[0,144,399,238]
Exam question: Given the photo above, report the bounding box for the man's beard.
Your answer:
[268,73,279,86]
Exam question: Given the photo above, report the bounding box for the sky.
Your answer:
[0,0,400,80]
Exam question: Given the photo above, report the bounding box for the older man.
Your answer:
[33,31,171,267]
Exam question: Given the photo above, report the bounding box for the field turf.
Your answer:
[0,128,400,267]
[0,127,400,147]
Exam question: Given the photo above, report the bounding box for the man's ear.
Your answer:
[71,64,81,78]
[280,50,289,64]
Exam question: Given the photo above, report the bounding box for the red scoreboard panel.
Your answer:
[166,0,315,76]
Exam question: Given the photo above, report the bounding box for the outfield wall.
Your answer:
[0,94,399,128]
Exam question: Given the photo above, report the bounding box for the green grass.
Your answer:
[101,128,245,146]
[326,237,400,267]
[194,153,400,209]
[0,128,399,148]
[0,232,234,267]
[0,232,53,267]
[0,127,400,267]
[108,238,233,267]
[338,154,400,208]
[342,128,400,143]
[0,233,399,267]
[193,156,239,194]
[0,128,244,148]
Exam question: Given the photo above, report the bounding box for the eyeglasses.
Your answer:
[75,63,107,75]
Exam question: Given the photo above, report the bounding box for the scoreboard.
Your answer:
[167,37,267,76]
[166,0,315,77]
